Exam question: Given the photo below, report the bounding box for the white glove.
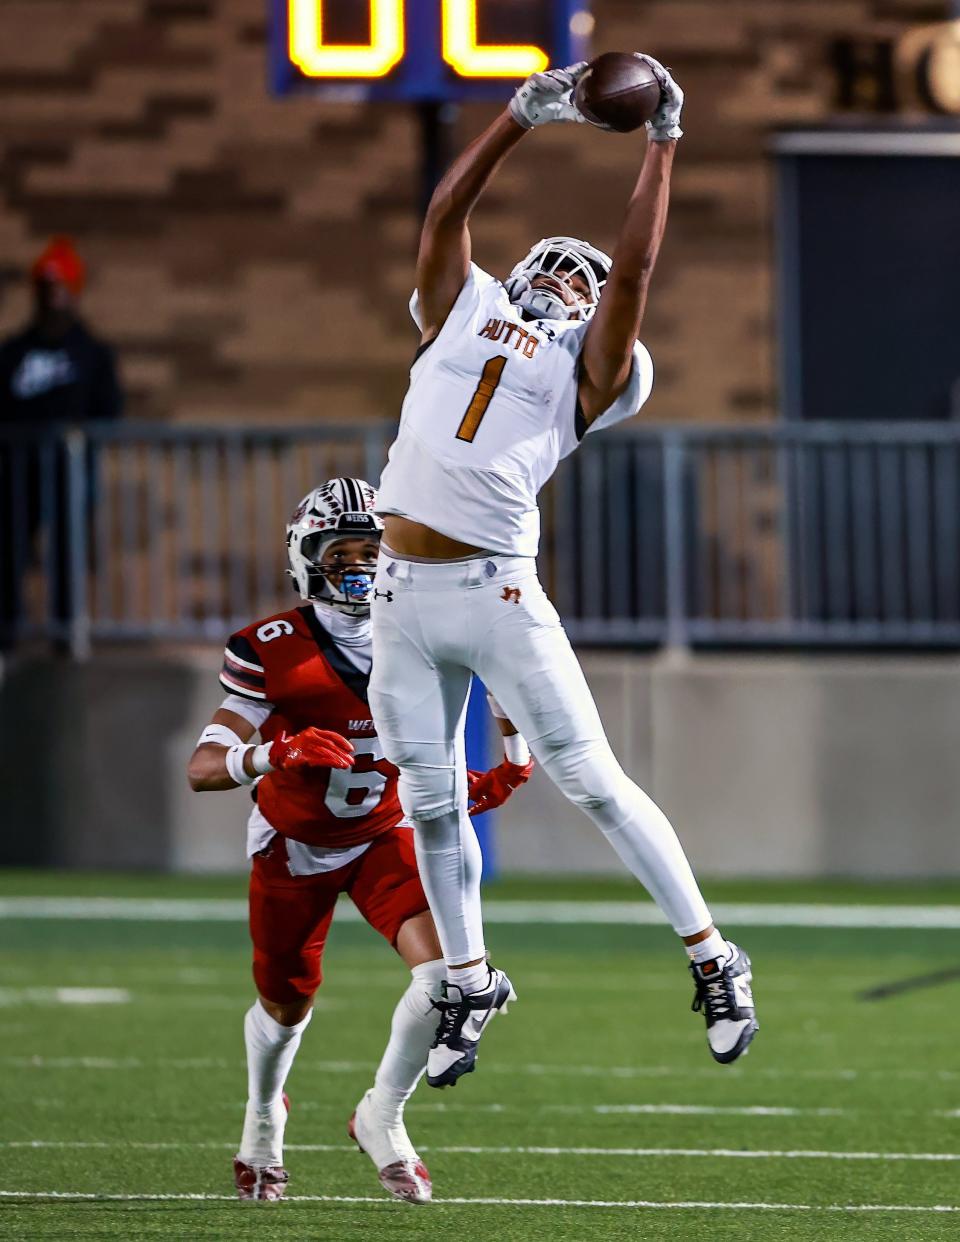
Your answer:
[509,62,589,130]
[635,54,684,142]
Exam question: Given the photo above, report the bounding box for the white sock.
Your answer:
[370,959,446,1121]
[411,808,486,968]
[687,929,731,966]
[238,1001,311,1165]
[447,961,490,995]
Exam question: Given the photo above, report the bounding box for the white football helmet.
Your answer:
[504,236,612,322]
[286,478,383,615]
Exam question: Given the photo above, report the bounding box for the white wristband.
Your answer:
[250,742,274,775]
[487,692,509,720]
[504,733,531,766]
[225,744,255,786]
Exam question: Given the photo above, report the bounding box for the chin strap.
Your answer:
[505,275,578,322]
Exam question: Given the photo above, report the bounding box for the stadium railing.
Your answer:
[4,420,960,656]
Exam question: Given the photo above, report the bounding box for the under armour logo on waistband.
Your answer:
[501,587,522,605]
[374,589,394,602]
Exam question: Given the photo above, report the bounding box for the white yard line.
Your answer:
[134,996,344,1012]
[2,896,960,929]
[0,898,251,921]
[4,1054,957,1087]
[0,988,130,1007]
[563,1105,847,1117]
[4,1140,959,1162]
[1,1056,234,1070]
[0,1190,956,1213]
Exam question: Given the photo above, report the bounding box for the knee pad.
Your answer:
[380,736,461,821]
[397,763,460,822]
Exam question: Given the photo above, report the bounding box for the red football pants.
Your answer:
[249,827,429,1004]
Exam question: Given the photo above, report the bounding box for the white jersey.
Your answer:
[375,263,654,557]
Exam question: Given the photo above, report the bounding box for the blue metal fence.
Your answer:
[5,420,960,656]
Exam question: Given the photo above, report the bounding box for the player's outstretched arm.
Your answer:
[187,709,258,791]
[416,114,524,344]
[187,714,355,791]
[416,63,589,344]
[579,56,683,425]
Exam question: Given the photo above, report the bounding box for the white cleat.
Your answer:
[234,1091,291,1200]
[348,1089,432,1205]
[690,942,759,1064]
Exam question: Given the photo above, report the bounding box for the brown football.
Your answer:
[574,52,662,133]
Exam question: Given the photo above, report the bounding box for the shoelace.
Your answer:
[691,970,734,1020]
[429,997,462,1047]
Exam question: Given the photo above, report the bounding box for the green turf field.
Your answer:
[0,872,958,1241]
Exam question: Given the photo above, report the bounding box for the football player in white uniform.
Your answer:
[370,57,758,1086]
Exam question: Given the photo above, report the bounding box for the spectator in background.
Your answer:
[0,237,122,425]
[0,238,124,652]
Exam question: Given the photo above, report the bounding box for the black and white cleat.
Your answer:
[426,967,516,1088]
[690,941,759,1065]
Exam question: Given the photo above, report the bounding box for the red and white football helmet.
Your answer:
[286,478,383,615]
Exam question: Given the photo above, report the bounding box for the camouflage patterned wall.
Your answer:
[0,0,943,426]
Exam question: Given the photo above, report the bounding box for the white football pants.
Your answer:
[369,551,713,967]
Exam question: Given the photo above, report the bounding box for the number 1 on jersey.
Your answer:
[456,355,507,443]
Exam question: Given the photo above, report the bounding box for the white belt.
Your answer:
[378,551,536,590]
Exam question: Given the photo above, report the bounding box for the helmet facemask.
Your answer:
[504,236,612,323]
[286,479,384,616]
[297,532,380,615]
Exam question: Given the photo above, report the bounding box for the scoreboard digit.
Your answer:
[288,0,406,79]
[442,0,548,78]
[271,0,591,101]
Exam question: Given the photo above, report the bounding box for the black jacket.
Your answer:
[0,320,123,425]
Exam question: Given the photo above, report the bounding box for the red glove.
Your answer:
[467,758,535,817]
[268,727,355,772]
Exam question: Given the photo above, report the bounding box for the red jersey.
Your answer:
[220,606,402,849]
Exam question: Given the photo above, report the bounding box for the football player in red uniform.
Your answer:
[188,477,533,1204]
